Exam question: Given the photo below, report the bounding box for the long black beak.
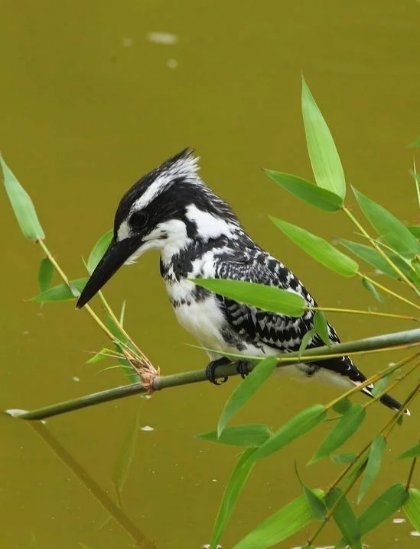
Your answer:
[77,237,141,308]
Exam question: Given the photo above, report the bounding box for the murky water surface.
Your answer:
[1,1,419,547]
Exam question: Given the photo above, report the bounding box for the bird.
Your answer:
[77,148,406,414]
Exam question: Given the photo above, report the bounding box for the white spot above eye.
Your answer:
[186,204,233,240]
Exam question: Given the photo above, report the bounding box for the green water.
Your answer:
[1,1,419,547]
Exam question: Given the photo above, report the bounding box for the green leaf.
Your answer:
[31,278,87,302]
[327,487,362,549]
[358,483,409,535]
[408,225,420,239]
[217,357,277,436]
[371,375,391,398]
[358,435,387,503]
[112,406,141,507]
[340,239,398,279]
[298,327,316,355]
[361,277,384,302]
[409,137,420,148]
[192,278,305,317]
[1,155,45,241]
[265,171,343,211]
[403,488,420,531]
[398,442,420,460]
[309,404,365,464]
[38,257,54,292]
[234,491,323,548]
[198,424,272,448]
[86,348,116,364]
[330,453,357,464]
[87,229,113,274]
[353,187,420,260]
[295,464,326,520]
[270,217,358,277]
[332,397,352,415]
[210,449,257,547]
[313,310,330,346]
[252,404,326,462]
[301,78,346,199]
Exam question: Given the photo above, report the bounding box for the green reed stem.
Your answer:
[5,328,420,420]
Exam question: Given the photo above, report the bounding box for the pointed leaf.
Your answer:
[87,229,113,274]
[298,327,316,355]
[31,278,87,302]
[252,404,326,462]
[310,404,365,464]
[38,257,54,292]
[408,225,420,239]
[217,357,277,436]
[358,483,408,535]
[1,156,45,240]
[295,464,326,520]
[362,277,384,302]
[330,453,357,464]
[193,278,305,316]
[86,348,116,364]
[234,491,323,549]
[340,239,398,279]
[358,435,387,503]
[265,171,343,211]
[210,449,257,547]
[301,78,346,199]
[403,488,420,531]
[398,442,420,460]
[198,424,272,448]
[353,188,420,259]
[327,487,362,549]
[371,375,391,398]
[332,397,352,415]
[271,217,358,277]
[313,310,330,346]
[112,406,141,506]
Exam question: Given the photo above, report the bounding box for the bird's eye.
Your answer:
[130,211,148,229]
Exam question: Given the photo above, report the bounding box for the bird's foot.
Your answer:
[236,360,251,379]
[205,357,231,385]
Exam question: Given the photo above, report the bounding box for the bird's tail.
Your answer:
[360,384,410,416]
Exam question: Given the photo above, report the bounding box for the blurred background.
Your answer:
[0,1,419,547]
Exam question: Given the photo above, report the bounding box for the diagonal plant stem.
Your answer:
[343,205,419,295]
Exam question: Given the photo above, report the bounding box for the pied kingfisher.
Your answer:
[77,149,405,413]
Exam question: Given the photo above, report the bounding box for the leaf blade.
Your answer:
[198,424,272,448]
[87,229,113,274]
[210,449,257,547]
[309,403,365,464]
[403,488,420,531]
[265,171,343,211]
[358,435,387,503]
[358,483,409,535]
[234,491,323,549]
[252,404,327,462]
[217,357,277,436]
[353,187,420,260]
[31,278,88,302]
[192,278,305,317]
[301,78,346,199]
[271,217,358,277]
[38,257,54,292]
[1,155,45,241]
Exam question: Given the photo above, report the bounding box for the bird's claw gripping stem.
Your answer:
[205,357,231,384]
